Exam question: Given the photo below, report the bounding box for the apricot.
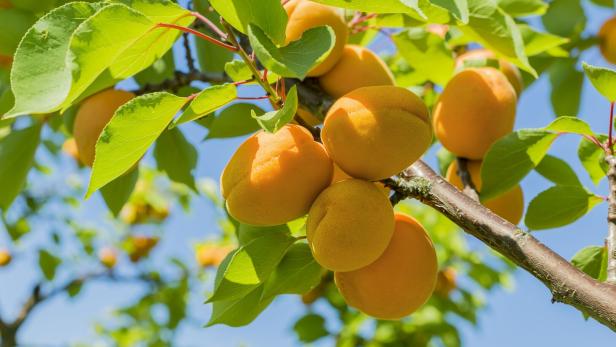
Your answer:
[434,267,457,297]
[433,68,516,160]
[284,0,348,76]
[456,48,523,95]
[335,213,437,319]
[221,124,333,226]
[196,244,234,268]
[446,160,524,224]
[128,235,159,262]
[62,138,80,162]
[73,89,135,167]
[321,86,431,180]
[297,106,323,126]
[98,247,118,269]
[319,45,395,98]
[307,179,394,272]
[599,16,616,65]
[0,249,11,267]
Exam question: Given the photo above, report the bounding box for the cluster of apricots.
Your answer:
[434,48,524,225]
[95,235,159,269]
[221,0,438,320]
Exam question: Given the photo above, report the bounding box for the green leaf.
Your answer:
[262,243,323,299]
[172,84,237,127]
[207,231,295,303]
[0,8,36,56]
[541,0,585,37]
[252,85,298,133]
[549,59,583,117]
[588,0,613,8]
[392,28,455,85]
[237,223,291,246]
[582,62,616,102]
[545,116,594,136]
[293,314,329,343]
[38,249,62,281]
[249,24,334,80]
[313,0,428,20]
[194,0,233,73]
[5,2,103,118]
[571,246,606,281]
[481,129,557,200]
[87,92,188,197]
[154,128,198,190]
[437,147,456,176]
[578,135,608,185]
[518,24,568,57]
[224,60,253,82]
[205,103,263,139]
[497,0,547,17]
[207,284,274,327]
[100,166,139,216]
[209,0,287,45]
[535,155,580,186]
[525,185,603,230]
[0,124,41,210]
[134,50,175,86]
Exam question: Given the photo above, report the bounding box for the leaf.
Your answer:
[39,249,62,281]
[313,0,428,20]
[194,0,233,73]
[100,166,139,216]
[262,243,323,299]
[252,85,298,133]
[481,129,557,200]
[205,103,263,139]
[293,314,329,343]
[134,50,175,86]
[237,223,291,246]
[172,84,237,127]
[209,0,287,45]
[249,24,334,80]
[4,2,103,118]
[87,92,187,197]
[518,24,569,57]
[578,135,608,185]
[541,0,586,37]
[588,0,613,8]
[154,128,198,190]
[0,8,36,56]
[535,155,580,186]
[582,62,616,102]
[571,246,606,281]
[549,59,584,117]
[207,231,295,303]
[207,284,273,327]
[0,124,41,210]
[545,116,594,136]
[497,0,547,17]
[224,60,254,82]
[525,185,603,230]
[392,28,455,85]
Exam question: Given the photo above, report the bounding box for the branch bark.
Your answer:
[605,154,616,284]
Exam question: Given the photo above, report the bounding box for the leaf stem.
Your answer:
[156,23,238,52]
[190,11,228,40]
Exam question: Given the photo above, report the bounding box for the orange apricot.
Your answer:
[456,48,523,95]
[599,16,616,65]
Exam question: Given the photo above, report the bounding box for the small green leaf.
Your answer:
[571,246,606,281]
[210,0,287,45]
[525,185,603,230]
[252,85,298,133]
[262,243,323,299]
[549,59,584,117]
[224,60,254,82]
[535,155,580,186]
[481,129,557,200]
[172,84,237,127]
[545,116,594,136]
[207,231,295,303]
[237,223,290,246]
[100,166,139,216]
[249,24,334,80]
[154,128,198,190]
[497,0,547,17]
[87,92,188,197]
[541,0,586,37]
[582,62,616,102]
[207,284,273,327]
[518,24,568,56]
[0,124,41,210]
[205,103,263,139]
[578,135,608,185]
[39,249,62,281]
[313,0,428,20]
[293,314,329,343]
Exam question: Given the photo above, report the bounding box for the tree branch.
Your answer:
[605,154,616,284]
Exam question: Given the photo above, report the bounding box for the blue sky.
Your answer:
[1,1,616,346]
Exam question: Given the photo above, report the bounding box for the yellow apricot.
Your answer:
[128,235,159,262]
[62,138,80,162]
[599,16,616,65]
[433,68,516,160]
[322,86,431,180]
[335,213,437,319]
[434,267,457,298]
[307,179,394,272]
[319,45,395,98]
[221,124,333,226]
[73,89,135,167]
[98,247,118,269]
[284,0,348,76]
[456,48,523,95]
[0,249,11,267]
[446,160,524,224]
[196,244,234,268]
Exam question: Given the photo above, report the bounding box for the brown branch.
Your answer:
[391,160,616,331]
[606,154,616,284]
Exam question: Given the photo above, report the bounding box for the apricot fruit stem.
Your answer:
[156,23,238,52]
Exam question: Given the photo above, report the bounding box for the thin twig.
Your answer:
[606,154,616,284]
[182,33,197,73]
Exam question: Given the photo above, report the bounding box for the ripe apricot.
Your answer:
[62,138,80,162]
[196,244,234,268]
[128,235,159,262]
[446,160,524,224]
[221,124,333,226]
[599,16,616,65]
[322,86,431,180]
[335,213,437,319]
[98,247,118,269]
[456,49,523,95]
[434,267,457,297]
[319,45,395,98]
[307,179,394,272]
[0,249,11,267]
[284,0,348,76]
[433,68,516,160]
[73,89,135,167]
